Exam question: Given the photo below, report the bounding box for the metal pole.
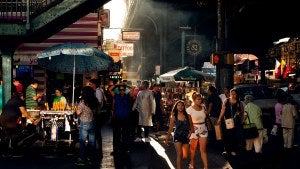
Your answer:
[72,55,75,106]
[180,26,191,67]
[181,30,185,67]
[26,0,30,29]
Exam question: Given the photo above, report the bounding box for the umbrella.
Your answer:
[37,43,114,105]
[234,54,258,65]
[159,66,215,82]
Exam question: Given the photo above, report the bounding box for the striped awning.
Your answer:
[15,13,98,55]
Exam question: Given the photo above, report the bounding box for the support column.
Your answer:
[216,0,233,92]
[1,49,14,105]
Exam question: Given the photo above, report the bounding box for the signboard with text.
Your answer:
[114,43,134,56]
[122,31,140,41]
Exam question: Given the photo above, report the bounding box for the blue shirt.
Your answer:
[114,93,131,118]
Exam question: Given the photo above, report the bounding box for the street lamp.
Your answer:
[179,26,191,67]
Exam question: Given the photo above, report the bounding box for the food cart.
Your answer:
[27,105,77,147]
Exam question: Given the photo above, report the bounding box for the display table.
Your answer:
[40,110,75,116]
[27,109,77,146]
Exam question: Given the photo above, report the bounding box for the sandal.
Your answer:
[188,164,194,169]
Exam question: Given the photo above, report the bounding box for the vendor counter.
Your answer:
[27,109,78,145]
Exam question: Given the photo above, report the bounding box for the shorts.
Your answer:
[173,133,190,144]
[190,123,208,139]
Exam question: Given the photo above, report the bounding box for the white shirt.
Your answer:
[186,106,206,124]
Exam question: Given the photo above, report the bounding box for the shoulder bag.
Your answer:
[243,111,259,139]
[224,99,235,129]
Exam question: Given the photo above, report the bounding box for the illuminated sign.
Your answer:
[109,75,122,80]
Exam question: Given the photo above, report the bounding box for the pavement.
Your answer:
[1,120,299,169]
[101,120,300,169]
[101,121,231,169]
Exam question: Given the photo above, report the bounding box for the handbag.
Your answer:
[225,118,235,129]
[214,124,222,140]
[243,111,259,139]
[224,99,235,129]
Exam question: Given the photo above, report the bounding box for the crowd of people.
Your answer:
[1,78,299,169]
[163,85,298,169]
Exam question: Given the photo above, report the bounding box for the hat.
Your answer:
[244,95,254,102]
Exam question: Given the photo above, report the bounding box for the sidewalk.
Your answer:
[101,121,300,169]
[101,122,227,169]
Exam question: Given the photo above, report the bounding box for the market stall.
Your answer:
[27,109,77,146]
[159,66,216,108]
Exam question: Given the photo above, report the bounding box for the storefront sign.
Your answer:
[122,31,140,41]
[99,9,110,28]
[13,54,38,65]
[114,43,134,56]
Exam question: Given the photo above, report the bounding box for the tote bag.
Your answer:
[243,111,259,139]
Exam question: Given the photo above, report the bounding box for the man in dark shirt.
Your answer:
[0,92,37,152]
[206,86,223,143]
[152,83,164,131]
[109,83,133,155]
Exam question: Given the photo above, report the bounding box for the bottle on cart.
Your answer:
[45,102,49,110]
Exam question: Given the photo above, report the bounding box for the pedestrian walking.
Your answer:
[243,95,264,168]
[187,92,209,169]
[152,83,165,131]
[206,86,222,144]
[217,88,244,157]
[281,97,298,150]
[89,78,106,158]
[164,100,194,169]
[75,86,99,166]
[132,80,156,142]
[219,86,232,103]
[243,95,264,153]
[109,83,133,155]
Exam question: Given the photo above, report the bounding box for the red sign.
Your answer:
[99,9,110,28]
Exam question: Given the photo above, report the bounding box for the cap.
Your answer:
[244,95,254,102]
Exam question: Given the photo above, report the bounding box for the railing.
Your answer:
[0,0,62,22]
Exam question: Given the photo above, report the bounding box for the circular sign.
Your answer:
[186,39,202,56]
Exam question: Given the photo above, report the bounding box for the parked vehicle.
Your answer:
[233,84,277,129]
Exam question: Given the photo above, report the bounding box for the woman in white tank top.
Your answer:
[186,92,208,169]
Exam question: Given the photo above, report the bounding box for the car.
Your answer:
[233,84,278,129]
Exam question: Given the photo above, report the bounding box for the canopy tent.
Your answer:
[159,67,215,83]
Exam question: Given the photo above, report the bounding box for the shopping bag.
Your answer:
[243,123,259,139]
[214,124,222,140]
[225,118,235,129]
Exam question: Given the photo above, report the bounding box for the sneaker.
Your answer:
[134,137,142,142]
[75,158,86,166]
[144,138,151,143]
